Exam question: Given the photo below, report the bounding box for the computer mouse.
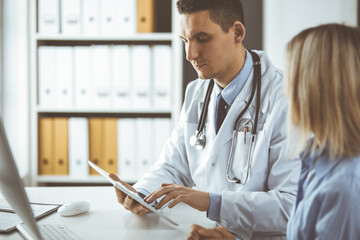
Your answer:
[57,201,90,217]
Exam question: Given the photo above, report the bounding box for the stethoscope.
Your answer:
[189,50,261,184]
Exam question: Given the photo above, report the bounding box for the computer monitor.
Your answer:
[0,119,42,240]
[0,2,40,238]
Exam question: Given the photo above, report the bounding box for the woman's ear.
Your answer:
[233,21,246,43]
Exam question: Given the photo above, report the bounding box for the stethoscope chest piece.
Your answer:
[190,131,206,150]
[189,50,262,185]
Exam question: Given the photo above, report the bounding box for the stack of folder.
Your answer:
[38,118,69,175]
[38,117,172,181]
[38,45,172,109]
[38,0,171,35]
[88,118,118,175]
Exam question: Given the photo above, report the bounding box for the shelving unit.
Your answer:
[35,33,173,41]
[36,107,173,114]
[29,0,184,186]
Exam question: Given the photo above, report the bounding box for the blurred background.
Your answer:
[0,0,358,187]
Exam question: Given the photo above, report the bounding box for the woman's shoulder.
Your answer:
[315,155,360,197]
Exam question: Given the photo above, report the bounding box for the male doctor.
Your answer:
[110,0,301,238]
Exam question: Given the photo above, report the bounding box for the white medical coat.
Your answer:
[134,51,301,239]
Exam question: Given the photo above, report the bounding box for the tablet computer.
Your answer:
[88,161,179,226]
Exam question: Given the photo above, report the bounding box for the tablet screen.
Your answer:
[87,161,179,226]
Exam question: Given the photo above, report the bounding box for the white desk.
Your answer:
[0,187,215,240]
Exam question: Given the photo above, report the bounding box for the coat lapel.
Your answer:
[206,71,255,161]
[196,51,278,164]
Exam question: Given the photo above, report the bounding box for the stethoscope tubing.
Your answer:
[190,50,262,184]
[198,80,214,136]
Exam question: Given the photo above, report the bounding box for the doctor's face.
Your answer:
[179,10,240,82]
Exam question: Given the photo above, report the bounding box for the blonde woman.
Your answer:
[187,23,360,240]
[286,23,360,239]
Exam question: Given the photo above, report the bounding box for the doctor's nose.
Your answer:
[185,42,200,62]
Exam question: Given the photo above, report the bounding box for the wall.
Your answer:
[1,0,29,179]
[263,0,358,70]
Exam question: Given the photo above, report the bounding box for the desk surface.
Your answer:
[0,187,215,240]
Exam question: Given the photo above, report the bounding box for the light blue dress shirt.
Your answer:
[213,49,254,108]
[208,49,254,221]
[287,147,360,239]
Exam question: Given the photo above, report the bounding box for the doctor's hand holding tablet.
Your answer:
[89,161,179,226]
[109,174,150,216]
[109,173,210,214]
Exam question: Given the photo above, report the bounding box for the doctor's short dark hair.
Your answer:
[176,0,245,33]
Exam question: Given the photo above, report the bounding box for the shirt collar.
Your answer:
[214,49,254,106]
[301,147,342,181]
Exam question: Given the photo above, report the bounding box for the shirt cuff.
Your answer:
[135,188,157,206]
[207,192,222,221]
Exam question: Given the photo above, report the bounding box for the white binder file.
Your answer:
[38,0,60,34]
[153,118,171,164]
[152,45,172,108]
[82,0,100,35]
[100,0,118,35]
[38,47,56,107]
[112,45,131,108]
[91,45,111,107]
[117,119,136,182]
[132,46,151,108]
[137,118,153,177]
[118,0,136,35]
[55,47,74,107]
[61,0,81,35]
[74,46,92,107]
[69,118,89,177]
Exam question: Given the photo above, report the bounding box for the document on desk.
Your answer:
[88,161,180,226]
[0,199,60,232]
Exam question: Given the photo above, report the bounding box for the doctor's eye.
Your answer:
[197,34,210,42]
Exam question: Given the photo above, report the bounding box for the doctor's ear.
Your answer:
[233,21,246,43]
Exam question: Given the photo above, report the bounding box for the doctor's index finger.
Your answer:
[154,191,179,209]
[161,183,175,187]
[144,184,177,203]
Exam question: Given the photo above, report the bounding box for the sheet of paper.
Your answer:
[0,198,60,232]
[0,211,22,232]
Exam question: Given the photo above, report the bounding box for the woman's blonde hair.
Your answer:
[286,24,360,159]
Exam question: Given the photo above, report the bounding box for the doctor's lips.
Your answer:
[193,63,207,70]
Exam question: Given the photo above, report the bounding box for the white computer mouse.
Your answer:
[57,201,90,217]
